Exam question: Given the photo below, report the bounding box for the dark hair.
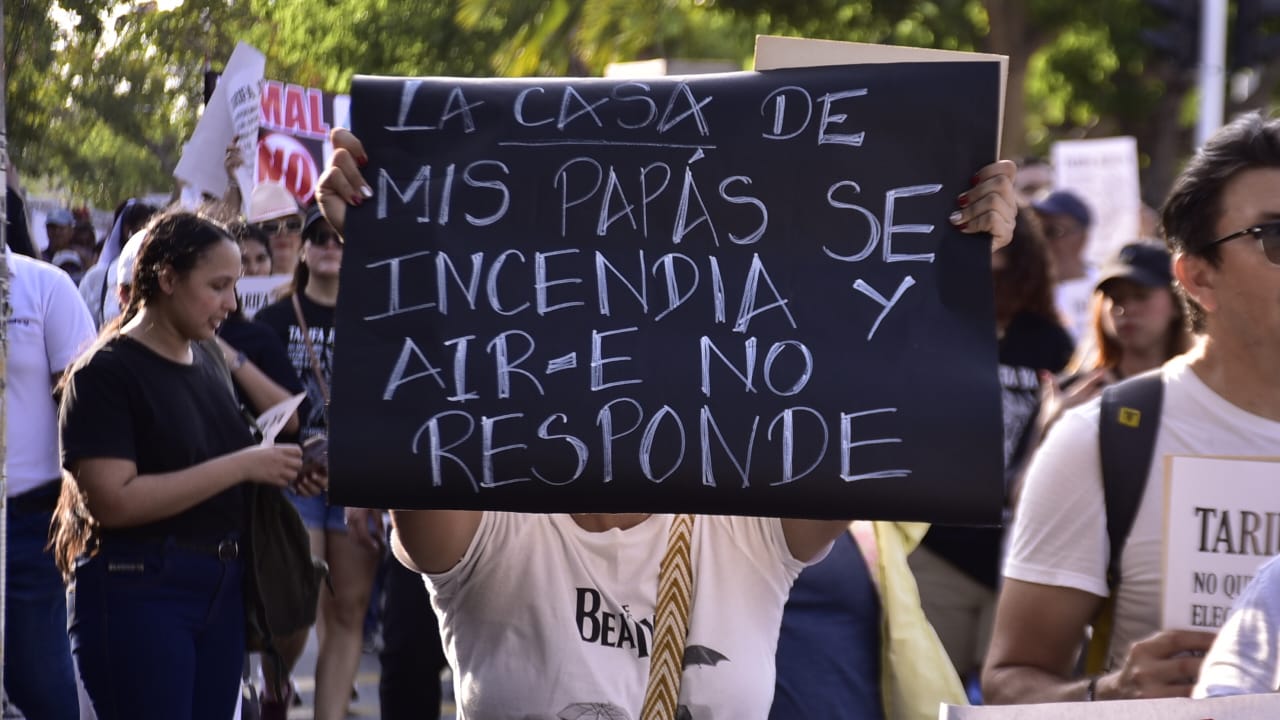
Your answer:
[284,209,338,298]
[118,210,236,325]
[112,198,158,238]
[1161,111,1280,327]
[993,206,1059,330]
[51,208,234,578]
[231,221,273,258]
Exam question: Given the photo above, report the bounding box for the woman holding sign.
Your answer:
[54,210,304,720]
[317,128,1017,718]
[255,206,379,720]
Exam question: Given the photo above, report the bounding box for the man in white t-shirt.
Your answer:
[983,111,1280,704]
[4,247,96,717]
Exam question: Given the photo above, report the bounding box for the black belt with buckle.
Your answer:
[172,538,240,561]
[100,535,240,561]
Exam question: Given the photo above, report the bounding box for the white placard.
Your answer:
[941,693,1280,719]
[236,274,291,319]
[172,42,265,204]
[1162,455,1280,632]
[223,59,263,217]
[256,392,306,446]
[1049,137,1143,267]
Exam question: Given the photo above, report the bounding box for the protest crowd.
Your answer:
[4,37,1280,720]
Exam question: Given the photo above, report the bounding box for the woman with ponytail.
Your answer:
[55,209,304,720]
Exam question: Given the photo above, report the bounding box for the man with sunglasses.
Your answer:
[248,182,306,275]
[984,111,1280,704]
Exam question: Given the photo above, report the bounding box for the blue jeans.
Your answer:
[289,490,346,532]
[5,485,80,719]
[69,537,245,720]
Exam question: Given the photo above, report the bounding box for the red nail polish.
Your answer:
[958,222,968,230]
[971,174,980,186]
[958,193,970,208]
[358,155,369,168]
[351,194,363,206]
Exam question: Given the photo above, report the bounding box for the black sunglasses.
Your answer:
[255,217,303,235]
[1204,220,1280,265]
[308,231,344,248]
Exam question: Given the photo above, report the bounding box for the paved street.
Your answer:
[269,630,455,719]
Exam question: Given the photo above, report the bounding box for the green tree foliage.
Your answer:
[7,0,260,206]
[246,0,504,89]
[9,0,1277,207]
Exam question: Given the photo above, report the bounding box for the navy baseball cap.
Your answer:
[1033,190,1092,229]
[1097,242,1174,291]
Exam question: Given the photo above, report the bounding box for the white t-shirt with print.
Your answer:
[1005,354,1280,668]
[422,512,808,720]
[6,250,96,495]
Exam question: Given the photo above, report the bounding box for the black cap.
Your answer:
[1097,242,1173,291]
[301,205,328,238]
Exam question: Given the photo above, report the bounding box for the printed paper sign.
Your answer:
[1050,136,1143,267]
[257,80,351,205]
[173,42,265,200]
[1162,455,1280,631]
[237,274,291,319]
[256,392,307,446]
[224,62,263,217]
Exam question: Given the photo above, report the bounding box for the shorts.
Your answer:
[288,491,346,533]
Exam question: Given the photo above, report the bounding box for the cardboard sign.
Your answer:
[329,61,1005,520]
[1162,455,1280,631]
[941,693,1280,719]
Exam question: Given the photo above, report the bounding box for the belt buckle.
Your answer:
[217,539,239,561]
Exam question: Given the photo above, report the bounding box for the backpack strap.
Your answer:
[1083,369,1164,674]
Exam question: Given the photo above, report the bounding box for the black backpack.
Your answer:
[1082,369,1165,674]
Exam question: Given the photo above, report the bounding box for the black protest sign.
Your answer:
[330,62,1004,522]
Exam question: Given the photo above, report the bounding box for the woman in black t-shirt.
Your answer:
[255,207,379,720]
[55,210,303,720]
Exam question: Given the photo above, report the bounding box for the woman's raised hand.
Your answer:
[316,128,371,236]
[954,160,1017,251]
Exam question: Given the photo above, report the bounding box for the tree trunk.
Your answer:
[1121,65,1194,207]
[982,0,1045,160]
